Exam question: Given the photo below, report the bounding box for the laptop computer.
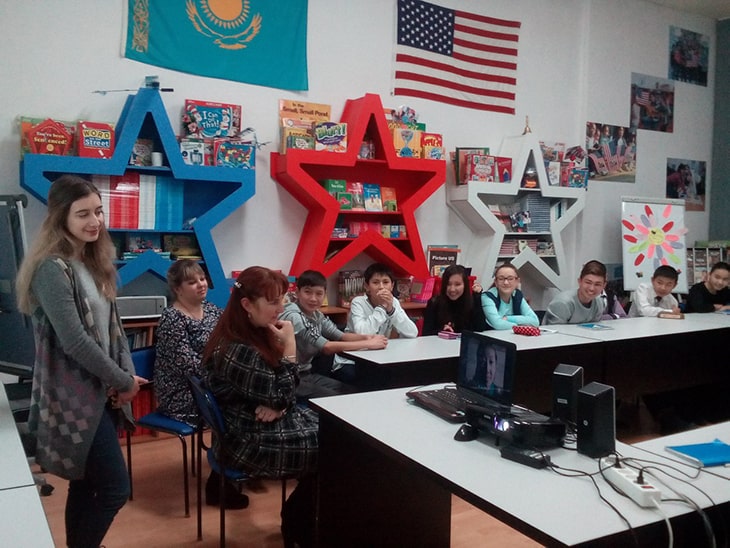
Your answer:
[406,331,519,422]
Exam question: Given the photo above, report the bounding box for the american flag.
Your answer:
[393,0,521,114]
[635,90,651,107]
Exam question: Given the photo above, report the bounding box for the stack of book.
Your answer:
[93,174,184,231]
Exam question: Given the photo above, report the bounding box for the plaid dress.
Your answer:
[206,342,318,479]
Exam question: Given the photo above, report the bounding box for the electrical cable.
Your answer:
[652,500,674,548]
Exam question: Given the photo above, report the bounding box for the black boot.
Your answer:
[205,470,250,509]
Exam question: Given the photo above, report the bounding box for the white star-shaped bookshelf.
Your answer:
[446,133,586,293]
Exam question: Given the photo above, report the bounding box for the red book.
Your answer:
[77,121,115,158]
[109,173,140,229]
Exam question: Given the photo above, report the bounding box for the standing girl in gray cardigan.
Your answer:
[16,174,147,548]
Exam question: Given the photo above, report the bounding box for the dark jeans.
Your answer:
[65,407,130,548]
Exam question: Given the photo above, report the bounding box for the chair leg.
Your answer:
[219,464,226,548]
[191,431,196,477]
[196,431,203,541]
[126,431,133,501]
[178,435,190,518]
[281,478,287,511]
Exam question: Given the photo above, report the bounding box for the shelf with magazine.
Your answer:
[20,87,255,308]
[446,132,586,297]
[270,93,445,280]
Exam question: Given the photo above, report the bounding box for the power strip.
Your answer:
[601,458,661,508]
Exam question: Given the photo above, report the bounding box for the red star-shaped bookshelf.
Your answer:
[271,93,445,279]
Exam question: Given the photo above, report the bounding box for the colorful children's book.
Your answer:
[381,186,398,212]
[322,179,346,198]
[454,147,489,184]
[77,121,115,158]
[363,183,382,211]
[314,121,347,153]
[346,182,365,210]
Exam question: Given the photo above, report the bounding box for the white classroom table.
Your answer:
[313,388,730,547]
[0,485,54,547]
[0,384,54,546]
[0,383,35,491]
[550,313,728,342]
[342,334,462,365]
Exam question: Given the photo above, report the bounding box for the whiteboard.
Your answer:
[620,197,688,293]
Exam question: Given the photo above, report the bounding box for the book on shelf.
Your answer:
[336,192,353,210]
[322,179,346,198]
[453,146,489,185]
[314,121,347,153]
[109,173,141,229]
[392,127,422,158]
[395,277,412,302]
[363,183,383,211]
[463,154,496,182]
[163,234,201,259]
[569,168,589,188]
[410,277,436,303]
[338,270,365,308]
[138,174,157,230]
[381,186,398,211]
[154,177,184,231]
[126,232,162,253]
[346,182,365,210]
[278,99,330,153]
[77,120,115,159]
[427,245,460,277]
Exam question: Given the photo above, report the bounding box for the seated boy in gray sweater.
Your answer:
[279,270,388,399]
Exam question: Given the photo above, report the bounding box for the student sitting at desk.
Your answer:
[481,263,539,330]
[278,270,388,398]
[421,264,487,335]
[627,265,681,318]
[543,260,607,324]
[332,262,418,382]
[684,261,730,313]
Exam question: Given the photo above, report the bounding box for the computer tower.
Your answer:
[552,364,584,424]
[577,382,615,458]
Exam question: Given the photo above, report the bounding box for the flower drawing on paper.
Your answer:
[622,203,687,270]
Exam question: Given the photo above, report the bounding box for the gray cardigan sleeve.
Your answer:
[32,259,134,392]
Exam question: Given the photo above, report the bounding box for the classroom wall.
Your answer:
[0,0,717,306]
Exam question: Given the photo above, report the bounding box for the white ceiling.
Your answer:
[648,0,730,21]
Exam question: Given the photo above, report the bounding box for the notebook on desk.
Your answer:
[406,331,519,423]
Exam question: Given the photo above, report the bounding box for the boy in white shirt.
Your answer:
[628,265,681,317]
[332,262,418,383]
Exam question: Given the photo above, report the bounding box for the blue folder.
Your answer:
[665,439,730,467]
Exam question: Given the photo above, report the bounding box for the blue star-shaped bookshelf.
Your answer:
[20,87,255,307]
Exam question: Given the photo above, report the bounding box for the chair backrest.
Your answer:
[187,375,226,436]
[131,346,155,379]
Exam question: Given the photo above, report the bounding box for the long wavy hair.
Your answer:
[432,264,473,332]
[16,174,117,314]
[203,266,288,368]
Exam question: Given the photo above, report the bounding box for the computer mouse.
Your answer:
[454,423,478,442]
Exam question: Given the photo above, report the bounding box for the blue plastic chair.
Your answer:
[187,374,287,547]
[126,346,198,517]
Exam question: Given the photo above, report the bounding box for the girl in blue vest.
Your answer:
[482,263,539,329]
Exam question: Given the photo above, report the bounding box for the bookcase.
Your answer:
[685,242,730,285]
[270,93,446,280]
[19,87,256,308]
[446,133,586,299]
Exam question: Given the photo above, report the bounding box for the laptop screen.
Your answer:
[457,331,517,406]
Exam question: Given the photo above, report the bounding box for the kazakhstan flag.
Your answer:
[125,0,308,90]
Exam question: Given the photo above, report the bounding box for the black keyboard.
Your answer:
[407,387,537,423]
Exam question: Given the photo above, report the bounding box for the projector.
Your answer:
[465,404,566,449]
